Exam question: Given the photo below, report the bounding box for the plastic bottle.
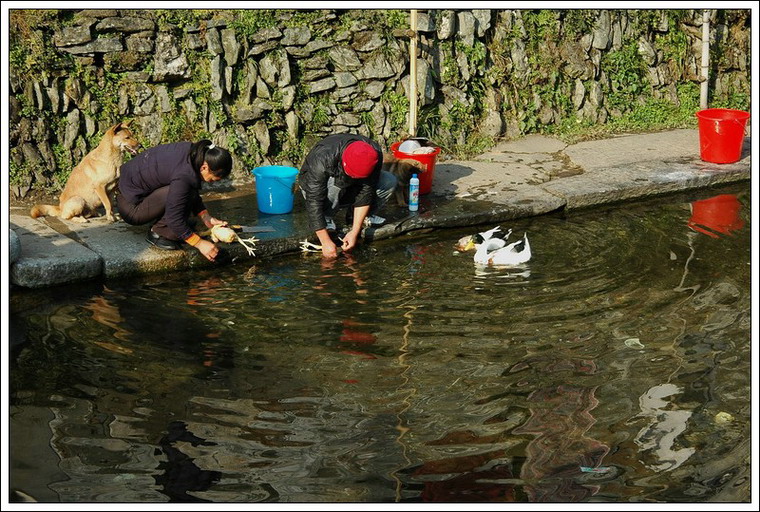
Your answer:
[408,174,420,212]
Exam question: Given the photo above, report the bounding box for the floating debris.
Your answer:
[580,466,612,474]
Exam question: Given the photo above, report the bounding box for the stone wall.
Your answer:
[9,9,751,197]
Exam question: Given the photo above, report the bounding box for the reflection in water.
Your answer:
[154,421,222,502]
[8,186,751,503]
[511,359,609,503]
[687,194,744,239]
[82,288,131,344]
[634,384,695,473]
[416,450,518,502]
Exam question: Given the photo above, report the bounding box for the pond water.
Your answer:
[7,186,752,504]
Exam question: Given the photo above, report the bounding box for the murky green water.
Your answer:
[8,186,751,503]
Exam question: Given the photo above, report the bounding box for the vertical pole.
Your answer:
[700,9,710,109]
[409,9,418,137]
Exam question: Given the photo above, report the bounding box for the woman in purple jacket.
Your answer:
[117,140,232,262]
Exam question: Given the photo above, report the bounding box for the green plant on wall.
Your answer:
[435,101,495,158]
[522,9,560,42]
[51,142,72,178]
[271,130,307,166]
[232,9,344,42]
[228,10,280,39]
[485,38,509,85]
[297,94,331,134]
[439,42,460,86]
[416,104,440,140]
[631,9,662,32]
[561,9,596,37]
[442,102,470,137]
[602,41,648,112]
[7,8,752,196]
[9,161,25,187]
[337,9,407,35]
[711,87,750,112]
[233,127,264,170]
[457,40,487,77]
[382,89,409,134]
[75,63,125,122]
[358,111,376,139]
[552,81,701,143]
[151,9,212,31]
[9,10,71,80]
[162,109,193,143]
[654,14,690,76]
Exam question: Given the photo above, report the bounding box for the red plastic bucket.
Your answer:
[695,108,750,164]
[390,141,441,195]
[687,194,744,238]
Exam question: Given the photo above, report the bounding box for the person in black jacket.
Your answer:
[117,140,232,262]
[299,134,397,259]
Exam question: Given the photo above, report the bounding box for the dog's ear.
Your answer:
[112,120,132,133]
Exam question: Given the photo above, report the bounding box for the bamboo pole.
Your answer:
[409,9,418,137]
[700,9,710,109]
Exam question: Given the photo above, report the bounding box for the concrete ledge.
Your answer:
[433,160,553,200]
[541,159,750,210]
[368,185,566,241]
[564,129,702,170]
[10,216,102,288]
[42,215,322,277]
[58,218,192,278]
[8,129,751,289]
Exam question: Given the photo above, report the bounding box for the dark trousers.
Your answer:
[117,187,201,241]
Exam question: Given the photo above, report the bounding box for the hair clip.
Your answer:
[208,143,216,149]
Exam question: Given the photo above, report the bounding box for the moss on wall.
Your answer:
[8,8,751,196]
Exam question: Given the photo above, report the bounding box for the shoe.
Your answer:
[146,229,180,250]
[325,217,336,232]
[359,214,386,229]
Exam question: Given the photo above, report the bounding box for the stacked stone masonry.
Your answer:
[9,9,750,197]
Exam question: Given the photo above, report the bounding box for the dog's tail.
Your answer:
[30,204,60,218]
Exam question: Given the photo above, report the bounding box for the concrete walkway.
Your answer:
[8,129,751,289]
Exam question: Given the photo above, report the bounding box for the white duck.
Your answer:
[474,232,531,266]
[455,225,511,252]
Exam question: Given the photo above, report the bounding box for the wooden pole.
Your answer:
[700,9,710,109]
[409,9,418,137]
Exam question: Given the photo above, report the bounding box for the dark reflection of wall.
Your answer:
[414,450,519,502]
[9,278,248,502]
[8,192,751,502]
[409,354,609,503]
[10,255,396,502]
[512,379,609,502]
[154,421,222,502]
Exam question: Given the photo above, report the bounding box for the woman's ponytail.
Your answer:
[189,139,232,178]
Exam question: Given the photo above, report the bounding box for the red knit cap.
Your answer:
[342,141,378,178]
